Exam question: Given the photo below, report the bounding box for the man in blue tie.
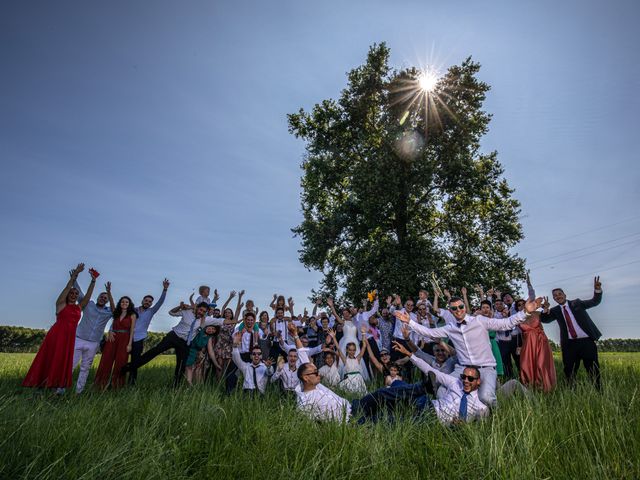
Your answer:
[122,301,208,386]
[352,342,489,425]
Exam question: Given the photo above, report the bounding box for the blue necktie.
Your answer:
[459,392,469,420]
[186,319,198,345]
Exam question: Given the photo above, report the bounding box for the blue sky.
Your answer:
[1,0,638,342]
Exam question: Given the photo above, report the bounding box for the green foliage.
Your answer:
[0,326,172,354]
[288,43,525,303]
[0,353,639,479]
[0,326,46,353]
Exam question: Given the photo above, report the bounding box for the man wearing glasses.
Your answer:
[395,295,542,407]
[231,333,274,396]
[297,358,485,425]
[296,363,352,422]
[363,341,488,424]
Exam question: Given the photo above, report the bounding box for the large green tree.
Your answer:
[288,43,525,303]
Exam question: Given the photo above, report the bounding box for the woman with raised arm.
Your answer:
[213,291,238,378]
[94,283,138,390]
[216,291,245,392]
[519,273,557,392]
[23,264,98,390]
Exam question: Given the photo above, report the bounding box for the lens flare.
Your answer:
[418,71,438,92]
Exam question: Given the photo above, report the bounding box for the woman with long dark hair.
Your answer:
[94,283,137,390]
[23,264,98,390]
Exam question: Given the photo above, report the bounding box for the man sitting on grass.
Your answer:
[296,355,488,426]
[296,362,351,422]
[371,341,490,425]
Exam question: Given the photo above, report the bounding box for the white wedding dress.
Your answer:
[338,320,370,383]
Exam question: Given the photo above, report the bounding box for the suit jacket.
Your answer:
[540,291,603,345]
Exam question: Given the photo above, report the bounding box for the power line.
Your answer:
[533,258,640,288]
[529,238,640,271]
[527,232,640,266]
[517,216,640,255]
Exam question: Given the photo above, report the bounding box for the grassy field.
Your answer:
[0,352,638,479]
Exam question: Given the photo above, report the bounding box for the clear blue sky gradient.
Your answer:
[1,0,639,342]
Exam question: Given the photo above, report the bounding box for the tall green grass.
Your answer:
[0,352,638,479]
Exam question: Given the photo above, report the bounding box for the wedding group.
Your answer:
[22,263,604,425]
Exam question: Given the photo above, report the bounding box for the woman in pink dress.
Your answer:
[23,264,98,389]
[519,274,556,392]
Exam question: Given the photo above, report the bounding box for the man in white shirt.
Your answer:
[278,323,324,365]
[395,295,542,406]
[296,362,351,422]
[233,311,265,362]
[403,344,489,424]
[271,348,299,393]
[231,333,273,396]
[353,341,489,425]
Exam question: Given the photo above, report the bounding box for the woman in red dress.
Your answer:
[23,263,98,389]
[519,312,557,392]
[94,283,137,390]
[519,273,557,392]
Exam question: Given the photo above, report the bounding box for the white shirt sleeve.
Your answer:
[361,299,379,323]
[271,367,283,382]
[409,354,458,390]
[297,344,323,364]
[478,311,526,331]
[231,347,246,375]
[408,319,449,340]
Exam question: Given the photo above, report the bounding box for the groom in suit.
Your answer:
[541,276,603,389]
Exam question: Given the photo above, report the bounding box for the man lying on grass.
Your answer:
[295,357,488,425]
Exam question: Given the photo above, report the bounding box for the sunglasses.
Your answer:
[305,370,320,377]
[251,352,262,356]
[460,374,478,382]
[449,305,465,311]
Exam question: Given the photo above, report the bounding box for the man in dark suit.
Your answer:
[541,276,603,389]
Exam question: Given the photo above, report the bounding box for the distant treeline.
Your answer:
[0,326,168,354]
[1,325,639,353]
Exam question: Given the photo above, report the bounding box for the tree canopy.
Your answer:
[288,43,525,303]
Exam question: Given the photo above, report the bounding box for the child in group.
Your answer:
[384,363,403,386]
[318,351,341,387]
[244,298,259,317]
[416,289,434,310]
[329,326,368,395]
[195,285,211,305]
[185,324,220,385]
[270,294,292,313]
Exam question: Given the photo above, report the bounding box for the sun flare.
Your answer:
[418,70,438,92]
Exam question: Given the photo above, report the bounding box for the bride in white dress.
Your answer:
[326,297,362,357]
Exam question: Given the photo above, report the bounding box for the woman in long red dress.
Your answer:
[519,312,557,392]
[23,263,98,390]
[519,273,557,392]
[94,283,137,390]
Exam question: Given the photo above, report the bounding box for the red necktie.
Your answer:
[562,306,578,339]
